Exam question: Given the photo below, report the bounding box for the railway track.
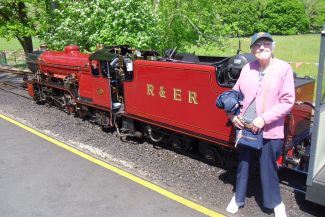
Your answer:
[0,66,32,100]
[0,81,31,100]
[0,64,32,75]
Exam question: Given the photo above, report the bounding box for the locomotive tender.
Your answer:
[26,44,314,174]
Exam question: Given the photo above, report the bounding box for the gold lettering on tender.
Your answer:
[159,86,166,98]
[188,91,198,104]
[147,84,154,96]
[173,88,182,101]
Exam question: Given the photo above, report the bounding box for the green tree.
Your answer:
[0,0,43,53]
[261,0,309,34]
[39,0,158,52]
[150,0,232,51]
[315,1,325,31]
[215,0,260,36]
[303,0,325,32]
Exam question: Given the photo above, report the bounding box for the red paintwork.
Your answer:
[78,61,112,108]
[37,45,112,109]
[91,76,111,108]
[39,45,90,79]
[27,82,34,97]
[124,60,233,146]
[276,80,314,166]
[287,104,313,143]
[78,72,93,100]
[124,60,314,149]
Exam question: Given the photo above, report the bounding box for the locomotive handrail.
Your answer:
[211,56,231,66]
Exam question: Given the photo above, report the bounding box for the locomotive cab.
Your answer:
[78,48,122,109]
[78,45,157,111]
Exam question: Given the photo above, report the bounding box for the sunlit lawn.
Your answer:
[0,38,42,51]
[186,34,324,98]
[0,38,42,66]
[186,34,321,79]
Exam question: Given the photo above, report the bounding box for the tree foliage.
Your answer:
[260,0,310,34]
[151,0,232,51]
[216,0,260,36]
[304,0,325,32]
[1,0,325,53]
[40,0,159,52]
[0,0,45,53]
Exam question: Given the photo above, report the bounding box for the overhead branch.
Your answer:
[181,15,203,38]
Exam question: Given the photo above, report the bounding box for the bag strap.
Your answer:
[261,58,274,112]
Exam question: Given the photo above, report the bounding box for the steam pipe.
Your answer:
[147,127,163,142]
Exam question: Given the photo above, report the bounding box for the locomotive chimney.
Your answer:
[39,44,48,51]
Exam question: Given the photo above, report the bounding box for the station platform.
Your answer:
[0,115,223,217]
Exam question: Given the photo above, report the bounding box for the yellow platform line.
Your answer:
[0,113,224,217]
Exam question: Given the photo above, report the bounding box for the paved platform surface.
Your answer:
[0,117,211,217]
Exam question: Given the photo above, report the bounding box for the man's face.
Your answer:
[251,39,273,61]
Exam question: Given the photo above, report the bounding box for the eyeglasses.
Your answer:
[253,41,273,48]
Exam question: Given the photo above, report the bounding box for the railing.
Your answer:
[0,51,28,68]
[0,51,7,65]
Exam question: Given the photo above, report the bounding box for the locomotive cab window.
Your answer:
[100,61,109,78]
[91,61,99,77]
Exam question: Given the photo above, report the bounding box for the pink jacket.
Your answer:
[233,58,295,139]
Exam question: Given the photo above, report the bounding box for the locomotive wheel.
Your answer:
[201,147,216,162]
[167,135,192,152]
[198,141,221,165]
[168,136,183,150]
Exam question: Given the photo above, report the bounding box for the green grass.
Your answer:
[186,34,324,102]
[0,38,42,66]
[0,37,42,51]
[186,34,321,79]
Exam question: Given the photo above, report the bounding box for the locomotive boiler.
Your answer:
[26,44,314,172]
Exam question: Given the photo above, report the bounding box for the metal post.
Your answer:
[306,25,325,186]
[14,51,17,66]
[4,52,7,64]
[0,52,7,65]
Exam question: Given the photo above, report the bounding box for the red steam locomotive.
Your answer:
[26,44,314,173]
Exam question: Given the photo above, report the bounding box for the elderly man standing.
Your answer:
[226,32,295,217]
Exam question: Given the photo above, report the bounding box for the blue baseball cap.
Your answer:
[250,32,273,47]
